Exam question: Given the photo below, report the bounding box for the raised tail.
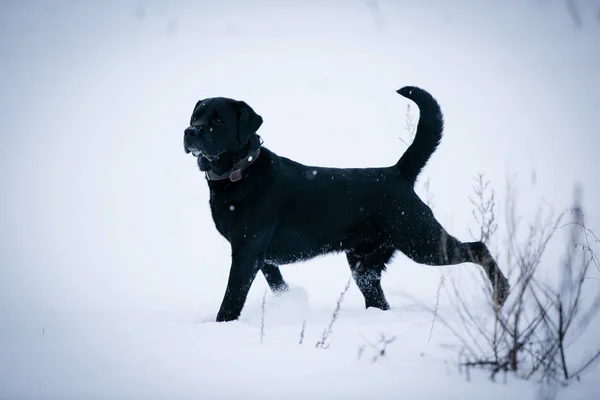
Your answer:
[395,86,444,187]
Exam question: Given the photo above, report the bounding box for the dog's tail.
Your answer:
[395,86,444,187]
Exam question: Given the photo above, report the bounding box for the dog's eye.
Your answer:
[213,116,222,124]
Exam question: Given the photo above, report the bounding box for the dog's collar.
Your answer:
[205,145,261,183]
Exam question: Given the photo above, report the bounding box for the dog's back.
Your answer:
[263,87,444,264]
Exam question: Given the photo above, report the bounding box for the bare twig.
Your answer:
[468,173,497,244]
[428,272,445,343]
[358,333,397,362]
[566,0,582,28]
[422,177,435,210]
[299,319,306,345]
[399,103,416,146]
[316,277,352,349]
[260,290,266,344]
[435,177,600,384]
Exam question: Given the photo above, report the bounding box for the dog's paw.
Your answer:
[271,282,290,296]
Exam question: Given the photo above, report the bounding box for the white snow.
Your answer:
[1,1,599,399]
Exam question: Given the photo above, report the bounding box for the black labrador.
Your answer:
[183,86,510,322]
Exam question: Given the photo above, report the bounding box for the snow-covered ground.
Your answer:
[1,1,599,398]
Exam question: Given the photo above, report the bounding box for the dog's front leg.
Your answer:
[262,263,289,294]
[216,232,271,322]
[216,254,263,322]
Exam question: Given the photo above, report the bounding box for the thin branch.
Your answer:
[316,277,352,349]
[260,290,267,344]
[428,272,445,343]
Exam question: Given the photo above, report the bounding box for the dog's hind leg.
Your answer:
[391,209,510,307]
[261,263,289,294]
[346,251,391,310]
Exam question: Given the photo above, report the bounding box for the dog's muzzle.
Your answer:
[184,126,199,137]
[184,126,203,157]
[187,147,202,157]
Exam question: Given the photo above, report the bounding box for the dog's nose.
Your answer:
[184,126,199,136]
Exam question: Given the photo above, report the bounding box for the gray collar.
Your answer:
[205,147,261,182]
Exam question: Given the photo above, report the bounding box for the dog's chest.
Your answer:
[208,188,267,241]
[209,197,235,240]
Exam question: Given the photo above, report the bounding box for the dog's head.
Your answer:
[184,97,263,167]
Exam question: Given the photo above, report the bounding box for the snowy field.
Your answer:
[1,0,599,399]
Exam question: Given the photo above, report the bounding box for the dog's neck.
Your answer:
[200,134,262,182]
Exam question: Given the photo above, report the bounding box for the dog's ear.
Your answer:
[235,101,263,145]
[190,99,205,125]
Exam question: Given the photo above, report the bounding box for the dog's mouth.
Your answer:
[188,147,202,157]
[187,146,220,161]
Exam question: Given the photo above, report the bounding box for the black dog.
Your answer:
[184,86,510,322]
